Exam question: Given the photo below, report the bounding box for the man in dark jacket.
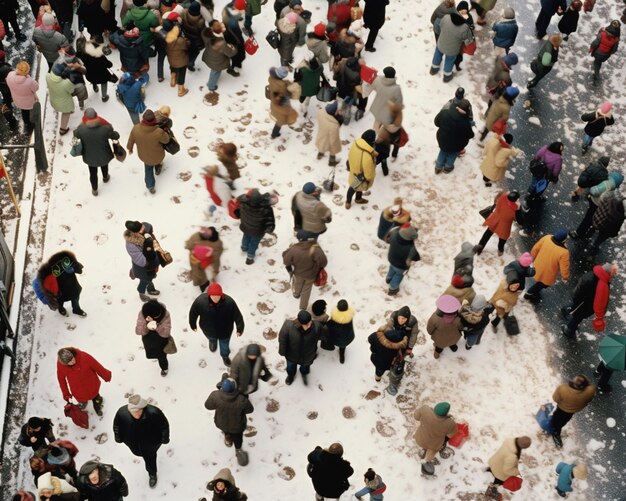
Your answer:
[204,378,254,466]
[561,263,616,338]
[109,26,151,75]
[18,417,55,452]
[189,282,244,366]
[283,230,328,310]
[363,0,388,51]
[307,442,354,500]
[76,460,129,500]
[278,310,322,385]
[590,193,625,254]
[113,394,169,488]
[589,20,620,83]
[571,156,609,201]
[535,0,566,39]
[229,344,273,396]
[580,103,615,154]
[433,98,474,173]
[74,108,120,196]
[236,188,276,265]
[527,35,561,89]
[385,223,420,295]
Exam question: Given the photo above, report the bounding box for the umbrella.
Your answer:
[599,334,626,371]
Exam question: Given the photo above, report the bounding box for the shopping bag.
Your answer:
[112,141,126,162]
[153,239,173,267]
[265,29,280,49]
[503,314,520,335]
[448,422,470,448]
[462,40,476,55]
[479,204,495,219]
[64,402,89,429]
[503,476,523,492]
[314,268,327,287]
[192,244,214,269]
[360,65,377,84]
[535,402,554,433]
[228,198,241,219]
[163,336,177,354]
[69,137,83,157]
[244,36,259,55]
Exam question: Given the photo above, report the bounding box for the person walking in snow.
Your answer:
[283,231,328,310]
[18,417,56,452]
[491,7,517,56]
[363,0,387,51]
[315,101,344,167]
[377,198,411,241]
[485,436,531,499]
[268,66,298,138]
[57,347,111,417]
[229,343,273,396]
[76,460,129,500]
[561,263,616,338]
[479,86,518,142]
[46,63,76,135]
[414,402,457,476]
[558,0,582,41]
[427,294,463,359]
[278,310,322,385]
[113,394,170,488]
[326,299,355,364]
[158,17,191,97]
[236,188,276,265]
[384,223,420,296]
[116,71,149,125]
[292,182,333,238]
[429,11,473,82]
[109,26,151,78]
[295,57,323,117]
[535,0,566,39]
[444,273,476,305]
[216,142,241,183]
[459,294,494,349]
[368,325,408,382]
[36,250,87,317]
[376,306,419,360]
[135,300,173,377]
[124,220,161,301]
[5,60,38,132]
[580,101,615,155]
[355,468,386,500]
[222,0,247,75]
[589,192,626,255]
[474,191,520,256]
[185,226,223,292]
[189,282,244,367]
[203,165,234,209]
[489,269,523,332]
[307,443,354,501]
[502,252,535,291]
[548,375,595,448]
[570,155,610,202]
[480,133,518,187]
[524,230,570,302]
[206,468,248,500]
[555,462,588,498]
[345,130,377,208]
[77,34,114,103]
[433,98,474,173]
[527,34,561,89]
[32,13,68,72]
[485,52,517,108]
[589,20,620,84]
[362,67,403,129]
[430,0,456,42]
[202,20,238,92]
[205,378,254,466]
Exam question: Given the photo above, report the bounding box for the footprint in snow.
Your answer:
[203,92,219,106]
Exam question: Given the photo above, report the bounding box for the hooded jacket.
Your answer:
[378,307,419,349]
[581,110,615,137]
[437,13,473,56]
[570,265,613,319]
[553,380,596,413]
[33,27,68,63]
[109,32,150,73]
[488,438,522,481]
[427,310,462,348]
[434,105,474,152]
[577,157,609,188]
[294,191,332,233]
[127,120,169,165]
[46,72,75,113]
[207,467,247,500]
[315,107,342,155]
[76,461,129,501]
[188,293,244,339]
[237,190,276,237]
[202,28,237,71]
[363,75,403,125]
[282,240,328,281]
[117,73,149,113]
[480,135,518,182]
[307,446,354,498]
[122,7,159,45]
[368,329,407,372]
[204,389,254,434]
[387,226,419,270]
[534,143,563,182]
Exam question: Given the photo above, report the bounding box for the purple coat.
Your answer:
[535,145,563,182]
[6,71,39,110]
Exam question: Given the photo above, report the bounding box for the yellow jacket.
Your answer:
[347,138,376,191]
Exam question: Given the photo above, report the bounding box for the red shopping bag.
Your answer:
[244,37,258,55]
[228,198,240,219]
[192,244,214,269]
[462,40,476,55]
[448,422,469,448]
[503,476,523,492]
[397,128,409,147]
[314,268,327,287]
[64,402,89,429]
[360,65,378,84]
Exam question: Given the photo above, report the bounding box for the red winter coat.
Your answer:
[484,193,518,240]
[57,348,111,402]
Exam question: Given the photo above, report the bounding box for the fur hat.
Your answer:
[128,394,148,411]
[398,223,418,240]
[207,282,223,297]
[553,229,568,243]
[434,402,450,416]
[549,34,562,47]
[602,263,617,277]
[573,463,588,480]
[221,378,237,393]
[383,66,396,78]
[84,108,97,119]
[297,310,312,324]
[516,436,532,449]
[361,129,376,146]
[286,12,298,24]
[328,442,343,455]
[125,220,142,232]
[456,1,469,11]
[188,1,201,15]
[503,7,515,19]
[158,105,171,118]
[15,61,30,76]
[302,182,318,194]
[42,13,55,26]
[503,52,518,67]
[311,299,327,316]
[518,252,533,267]
[600,101,612,115]
[246,344,261,357]
[57,348,74,365]
[313,22,326,37]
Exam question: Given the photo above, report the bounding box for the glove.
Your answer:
[405,348,414,358]
[142,238,157,261]
[147,321,157,331]
[592,317,606,332]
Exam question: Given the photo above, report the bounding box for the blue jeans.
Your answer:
[386,264,406,290]
[206,336,231,357]
[435,150,458,171]
[127,109,140,125]
[208,70,221,91]
[144,164,156,189]
[241,234,261,259]
[286,359,310,376]
[583,134,594,147]
[244,13,253,30]
[431,47,456,75]
[526,281,548,296]
[355,486,384,501]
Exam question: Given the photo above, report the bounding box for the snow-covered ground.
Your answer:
[7,0,626,499]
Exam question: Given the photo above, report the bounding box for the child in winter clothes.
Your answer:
[459,295,494,349]
[491,7,518,56]
[355,468,386,500]
[580,101,615,154]
[503,252,534,290]
[489,270,522,332]
[203,165,233,209]
[555,462,588,497]
[217,142,241,182]
[377,197,411,240]
[558,0,582,41]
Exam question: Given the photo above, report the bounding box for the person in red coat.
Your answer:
[56,347,111,416]
[474,191,519,256]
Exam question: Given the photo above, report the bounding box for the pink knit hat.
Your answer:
[600,101,612,115]
[286,12,298,24]
[518,252,533,267]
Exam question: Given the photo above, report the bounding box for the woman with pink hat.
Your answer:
[426,294,463,359]
[580,101,615,155]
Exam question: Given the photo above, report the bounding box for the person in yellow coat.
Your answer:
[524,229,570,302]
[345,130,377,209]
[479,133,519,187]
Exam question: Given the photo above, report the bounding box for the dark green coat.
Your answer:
[298,65,323,97]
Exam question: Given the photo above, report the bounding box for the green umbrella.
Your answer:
[599,334,626,371]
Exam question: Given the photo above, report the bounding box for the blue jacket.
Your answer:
[555,462,574,492]
[492,20,518,49]
[117,73,149,114]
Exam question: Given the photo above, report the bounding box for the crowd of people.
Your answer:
[1,0,624,499]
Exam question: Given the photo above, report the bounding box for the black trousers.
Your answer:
[478,228,506,252]
[365,27,380,49]
[0,10,21,37]
[576,199,598,236]
[550,407,573,434]
[141,450,158,475]
[346,187,363,204]
[157,353,168,371]
[225,432,243,449]
[597,361,613,388]
[88,165,109,190]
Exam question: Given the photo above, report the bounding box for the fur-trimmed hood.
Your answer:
[330,307,355,324]
[376,330,407,350]
[83,40,106,58]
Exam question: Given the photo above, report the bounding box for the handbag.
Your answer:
[70,136,83,157]
[108,71,119,83]
[479,204,495,219]
[503,314,520,335]
[322,167,336,192]
[64,402,89,429]
[244,36,259,55]
[448,423,470,448]
[265,29,280,49]
[164,134,180,155]
[152,238,173,267]
[112,141,126,162]
[314,268,327,287]
[360,65,377,84]
[397,128,409,147]
[462,40,477,55]
[163,336,178,354]
[502,476,523,492]
[316,83,338,102]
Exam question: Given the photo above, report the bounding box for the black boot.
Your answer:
[339,347,346,364]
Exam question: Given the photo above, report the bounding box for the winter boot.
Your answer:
[381,159,389,176]
[561,325,576,339]
[354,109,364,121]
[92,395,104,417]
[552,432,563,448]
[149,474,158,488]
[235,449,249,466]
[146,283,160,296]
[491,316,501,332]
[328,155,339,166]
[209,339,218,352]
[222,356,231,367]
[472,244,483,255]
[224,434,234,447]
[443,73,453,83]
[58,306,68,316]
[339,347,346,364]
[178,84,189,97]
[421,462,435,475]
[301,373,309,386]
[285,374,295,385]
[170,73,176,87]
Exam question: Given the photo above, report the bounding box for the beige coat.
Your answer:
[426,312,462,348]
[413,405,457,452]
[488,438,521,481]
[480,136,518,182]
[489,279,521,317]
[184,232,223,285]
[484,96,511,131]
[269,76,297,126]
[315,108,342,155]
[127,123,170,165]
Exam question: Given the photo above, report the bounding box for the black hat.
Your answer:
[383,66,396,78]
[142,300,162,319]
[503,133,513,144]
[125,220,142,232]
[364,468,376,481]
[297,310,312,324]
[455,87,465,100]
[311,299,327,316]
[28,417,44,429]
[397,305,411,318]
[361,129,376,146]
[246,343,261,357]
[507,190,520,202]
[457,99,471,114]
[337,299,349,311]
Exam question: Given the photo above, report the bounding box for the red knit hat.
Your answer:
[207,282,223,297]
[313,22,326,37]
[451,274,465,288]
[233,0,246,10]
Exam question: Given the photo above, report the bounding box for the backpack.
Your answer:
[32,277,48,304]
[529,158,547,179]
